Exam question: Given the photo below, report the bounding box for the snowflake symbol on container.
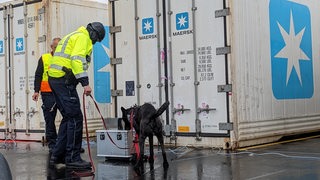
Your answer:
[16,38,24,51]
[178,15,187,27]
[0,41,3,54]
[144,21,152,32]
[176,12,189,30]
[142,18,154,34]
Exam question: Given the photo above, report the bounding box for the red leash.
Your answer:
[71,93,97,178]
[76,94,140,177]
[130,110,140,159]
[86,94,129,149]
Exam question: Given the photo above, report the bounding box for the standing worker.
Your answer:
[32,37,61,154]
[48,22,105,169]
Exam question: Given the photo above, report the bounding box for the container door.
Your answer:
[10,2,46,140]
[114,0,165,116]
[168,0,228,135]
[113,0,137,114]
[135,0,164,107]
[0,7,8,136]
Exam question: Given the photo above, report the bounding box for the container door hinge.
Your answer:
[38,7,45,15]
[195,119,202,141]
[111,90,123,97]
[219,122,233,131]
[215,8,230,18]
[216,46,231,55]
[163,124,172,137]
[110,58,122,65]
[171,119,177,134]
[218,84,232,93]
[110,26,121,34]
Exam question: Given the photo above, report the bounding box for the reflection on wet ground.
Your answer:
[1,137,320,179]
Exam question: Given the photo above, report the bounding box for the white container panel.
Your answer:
[114,0,137,115]
[114,0,166,115]
[48,0,109,39]
[136,0,162,107]
[11,3,45,132]
[0,9,6,130]
[11,6,26,131]
[169,1,196,133]
[231,0,320,145]
[194,0,227,134]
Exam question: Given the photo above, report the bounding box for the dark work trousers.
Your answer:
[41,92,58,152]
[48,76,83,163]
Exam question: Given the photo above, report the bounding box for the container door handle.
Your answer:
[28,107,38,117]
[197,105,216,114]
[173,105,191,114]
[13,108,24,117]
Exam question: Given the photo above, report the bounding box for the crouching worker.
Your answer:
[48,22,105,169]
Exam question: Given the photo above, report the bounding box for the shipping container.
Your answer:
[2,0,320,149]
[110,0,320,148]
[0,0,110,141]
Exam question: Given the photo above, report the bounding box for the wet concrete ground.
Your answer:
[1,136,320,180]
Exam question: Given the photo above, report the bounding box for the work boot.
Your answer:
[49,156,65,168]
[66,159,91,169]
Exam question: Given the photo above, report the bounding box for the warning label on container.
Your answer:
[198,46,214,81]
[178,126,190,132]
[126,81,135,96]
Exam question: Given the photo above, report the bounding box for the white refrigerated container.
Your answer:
[111,0,320,148]
[0,0,110,140]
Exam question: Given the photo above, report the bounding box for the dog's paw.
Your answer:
[134,166,142,176]
[163,161,169,169]
[148,156,154,164]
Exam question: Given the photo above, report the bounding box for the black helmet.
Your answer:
[87,22,106,44]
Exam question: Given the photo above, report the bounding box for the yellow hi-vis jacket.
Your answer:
[40,53,52,92]
[48,26,92,82]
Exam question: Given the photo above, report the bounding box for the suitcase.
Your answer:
[96,130,133,158]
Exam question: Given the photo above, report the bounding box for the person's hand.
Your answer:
[84,85,92,96]
[32,92,39,101]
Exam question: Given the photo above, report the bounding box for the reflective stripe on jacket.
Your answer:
[48,26,92,79]
[40,53,52,92]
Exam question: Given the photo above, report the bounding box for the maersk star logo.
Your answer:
[93,26,111,103]
[0,40,3,54]
[275,11,309,85]
[142,18,154,35]
[270,0,313,99]
[176,12,189,30]
[16,38,24,52]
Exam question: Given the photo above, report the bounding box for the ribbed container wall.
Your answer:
[231,0,320,147]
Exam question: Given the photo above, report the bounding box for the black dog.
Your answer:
[121,101,170,176]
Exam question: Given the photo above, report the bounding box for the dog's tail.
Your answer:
[153,101,170,119]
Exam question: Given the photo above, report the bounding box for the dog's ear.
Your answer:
[121,107,126,112]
